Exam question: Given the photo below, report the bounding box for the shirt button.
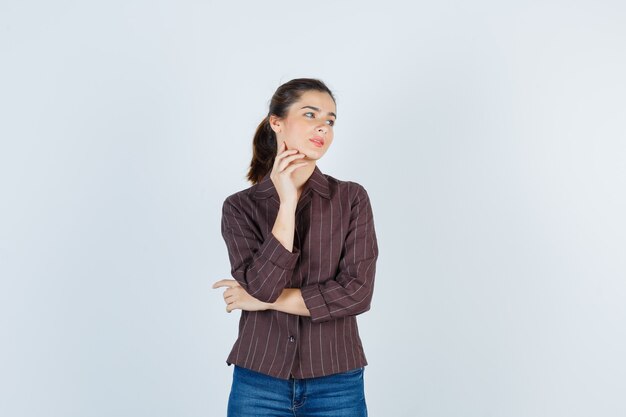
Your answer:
[288,336,296,342]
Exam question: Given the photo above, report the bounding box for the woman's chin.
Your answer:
[303,149,326,160]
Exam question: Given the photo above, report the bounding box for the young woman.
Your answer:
[212,78,379,417]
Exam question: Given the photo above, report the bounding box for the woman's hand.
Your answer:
[270,141,307,206]
[212,279,272,313]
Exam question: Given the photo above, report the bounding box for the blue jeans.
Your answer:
[227,365,368,417]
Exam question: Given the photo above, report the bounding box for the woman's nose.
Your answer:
[317,125,328,134]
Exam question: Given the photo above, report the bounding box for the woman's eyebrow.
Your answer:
[300,105,337,119]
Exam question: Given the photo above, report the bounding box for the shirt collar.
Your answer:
[252,164,331,200]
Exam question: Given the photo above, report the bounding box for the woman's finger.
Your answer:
[276,153,306,172]
[212,279,239,289]
[224,292,238,303]
[222,286,239,298]
[274,141,295,158]
[273,149,300,167]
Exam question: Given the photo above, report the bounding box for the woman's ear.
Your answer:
[269,114,282,134]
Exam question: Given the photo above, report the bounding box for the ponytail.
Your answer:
[246,116,277,184]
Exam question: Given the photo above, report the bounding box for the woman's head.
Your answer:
[247,78,336,184]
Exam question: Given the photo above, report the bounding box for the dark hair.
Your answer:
[247,78,336,184]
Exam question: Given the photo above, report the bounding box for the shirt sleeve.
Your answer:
[300,184,379,323]
[221,195,300,303]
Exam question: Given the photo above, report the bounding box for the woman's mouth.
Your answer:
[309,137,324,147]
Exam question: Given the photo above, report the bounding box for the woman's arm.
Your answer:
[213,279,311,317]
[220,146,306,304]
[272,202,297,252]
[221,199,299,303]
[270,143,307,251]
[299,184,379,323]
[269,288,311,317]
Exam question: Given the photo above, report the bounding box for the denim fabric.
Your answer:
[227,365,368,417]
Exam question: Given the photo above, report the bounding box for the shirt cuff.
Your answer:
[259,233,300,270]
[301,284,332,323]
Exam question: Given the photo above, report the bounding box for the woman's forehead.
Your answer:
[292,91,336,114]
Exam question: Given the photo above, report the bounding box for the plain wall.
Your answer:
[1,1,625,416]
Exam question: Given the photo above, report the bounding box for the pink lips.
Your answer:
[309,137,324,147]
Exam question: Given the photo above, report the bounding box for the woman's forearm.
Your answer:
[272,203,297,251]
[269,288,311,317]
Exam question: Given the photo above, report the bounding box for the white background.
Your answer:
[1,1,625,416]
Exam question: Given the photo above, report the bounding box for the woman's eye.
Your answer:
[304,112,334,126]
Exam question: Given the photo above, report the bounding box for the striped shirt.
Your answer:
[220,164,379,380]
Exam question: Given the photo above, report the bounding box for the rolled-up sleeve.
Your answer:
[301,185,379,323]
[221,195,300,303]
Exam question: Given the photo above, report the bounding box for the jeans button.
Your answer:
[289,336,295,342]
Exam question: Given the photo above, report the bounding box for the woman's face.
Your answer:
[270,90,336,161]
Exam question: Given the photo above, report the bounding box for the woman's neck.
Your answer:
[292,160,316,193]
